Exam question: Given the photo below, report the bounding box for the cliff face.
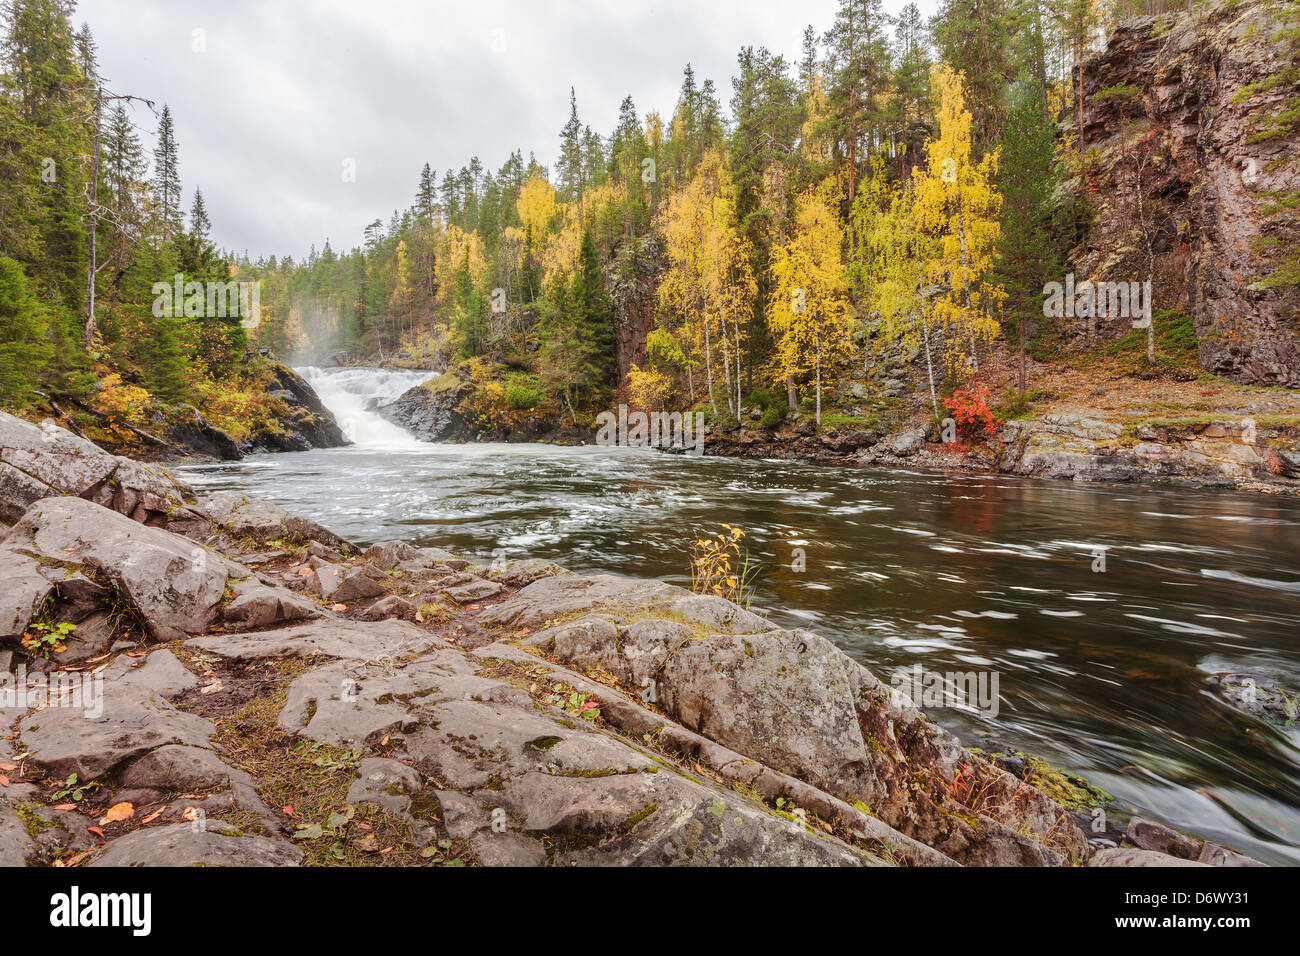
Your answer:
[1080,0,1300,386]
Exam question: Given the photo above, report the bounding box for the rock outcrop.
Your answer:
[0,427,1264,867]
[1080,0,1300,386]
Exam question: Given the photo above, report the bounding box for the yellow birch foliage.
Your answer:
[768,187,854,423]
[912,65,1006,372]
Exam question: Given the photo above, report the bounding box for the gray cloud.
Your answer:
[75,0,936,260]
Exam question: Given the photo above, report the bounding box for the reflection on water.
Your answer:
[180,409,1300,864]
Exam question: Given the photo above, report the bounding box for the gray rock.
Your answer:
[0,411,195,526]
[89,821,302,867]
[331,565,389,603]
[358,595,417,621]
[885,426,926,457]
[186,617,439,662]
[191,490,351,550]
[0,799,35,866]
[222,578,323,630]
[2,497,250,642]
[1088,847,1210,867]
[346,757,424,816]
[1126,816,1203,860]
[1197,841,1265,867]
[19,685,214,779]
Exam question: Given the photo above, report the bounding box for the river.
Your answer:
[176,365,1300,864]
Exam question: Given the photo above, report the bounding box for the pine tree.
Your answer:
[153,105,182,241]
[996,78,1061,390]
[0,255,50,406]
[824,0,892,205]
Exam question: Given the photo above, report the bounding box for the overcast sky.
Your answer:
[75,0,939,261]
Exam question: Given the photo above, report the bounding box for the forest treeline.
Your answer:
[0,0,1295,436]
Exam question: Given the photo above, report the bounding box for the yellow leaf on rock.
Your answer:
[100,802,134,824]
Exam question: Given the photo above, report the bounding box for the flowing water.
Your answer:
[178,366,1300,864]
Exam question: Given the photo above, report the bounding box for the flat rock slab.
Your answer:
[193,491,351,550]
[89,821,302,867]
[19,687,215,779]
[186,618,439,662]
[1088,847,1211,867]
[477,573,771,634]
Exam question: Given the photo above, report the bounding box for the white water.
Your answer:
[297,366,433,448]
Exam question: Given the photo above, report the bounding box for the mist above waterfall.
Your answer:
[298,366,433,448]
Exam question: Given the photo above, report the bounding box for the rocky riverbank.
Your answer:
[703,409,1300,496]
[0,409,1270,867]
[21,357,349,465]
[377,367,1300,495]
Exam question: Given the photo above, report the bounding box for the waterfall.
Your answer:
[297,366,433,448]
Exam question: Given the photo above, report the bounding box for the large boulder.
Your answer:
[484,573,1090,866]
[0,497,325,651]
[0,411,195,527]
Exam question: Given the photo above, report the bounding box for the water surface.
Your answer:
[179,367,1300,863]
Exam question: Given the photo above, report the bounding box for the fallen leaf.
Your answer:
[379,846,393,854]
[141,807,166,824]
[52,803,76,811]
[199,679,223,695]
[180,807,201,822]
[127,651,147,658]
[88,826,105,839]
[58,849,92,868]
[331,603,347,611]
[100,802,134,824]
[283,805,293,816]
[0,762,16,772]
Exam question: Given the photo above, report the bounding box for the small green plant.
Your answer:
[51,773,98,803]
[22,621,75,658]
[550,689,600,721]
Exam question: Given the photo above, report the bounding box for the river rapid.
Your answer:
[176,366,1300,864]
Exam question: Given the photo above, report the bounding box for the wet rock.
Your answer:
[1198,841,1265,867]
[1208,673,1298,724]
[89,821,302,867]
[164,405,242,460]
[1127,816,1203,859]
[249,363,349,452]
